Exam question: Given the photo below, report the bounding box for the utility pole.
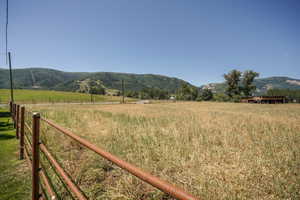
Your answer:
[122,80,125,104]
[8,52,14,103]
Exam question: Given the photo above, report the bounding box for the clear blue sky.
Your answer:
[0,0,299,86]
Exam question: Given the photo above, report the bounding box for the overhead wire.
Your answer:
[6,0,8,64]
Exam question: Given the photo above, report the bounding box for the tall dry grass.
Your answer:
[26,102,300,200]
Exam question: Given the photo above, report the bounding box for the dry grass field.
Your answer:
[26,102,300,200]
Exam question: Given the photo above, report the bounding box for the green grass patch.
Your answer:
[0,107,31,200]
[0,89,133,104]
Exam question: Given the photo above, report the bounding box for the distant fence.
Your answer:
[10,102,200,200]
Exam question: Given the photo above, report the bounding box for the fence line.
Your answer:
[23,139,56,200]
[11,102,200,200]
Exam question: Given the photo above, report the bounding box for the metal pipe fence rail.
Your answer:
[11,102,200,200]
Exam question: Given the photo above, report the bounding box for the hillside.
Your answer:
[201,76,300,94]
[0,68,192,93]
[1,68,299,95]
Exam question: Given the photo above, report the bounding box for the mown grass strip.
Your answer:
[0,107,31,200]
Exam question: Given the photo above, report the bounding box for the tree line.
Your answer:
[174,69,259,102]
[125,88,169,100]
[75,70,300,103]
[125,84,214,101]
[77,69,260,102]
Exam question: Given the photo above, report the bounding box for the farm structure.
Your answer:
[241,96,286,104]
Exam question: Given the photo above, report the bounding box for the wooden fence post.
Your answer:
[32,113,41,200]
[16,105,20,139]
[20,106,25,160]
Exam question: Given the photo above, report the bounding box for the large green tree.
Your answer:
[242,70,259,96]
[224,69,259,98]
[223,70,242,97]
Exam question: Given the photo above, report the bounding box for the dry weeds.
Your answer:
[26,102,300,200]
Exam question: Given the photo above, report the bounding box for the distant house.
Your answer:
[241,96,286,104]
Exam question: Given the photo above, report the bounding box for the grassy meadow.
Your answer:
[24,102,300,200]
[0,89,132,104]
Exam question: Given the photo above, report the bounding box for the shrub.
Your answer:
[213,93,230,102]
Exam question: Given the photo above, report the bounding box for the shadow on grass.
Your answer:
[0,121,14,130]
[0,121,12,126]
[0,111,14,138]
[0,134,15,140]
[0,112,11,118]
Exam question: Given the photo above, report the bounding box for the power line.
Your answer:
[6,0,8,64]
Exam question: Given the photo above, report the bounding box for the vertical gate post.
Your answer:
[16,105,20,139]
[20,106,25,160]
[32,113,41,200]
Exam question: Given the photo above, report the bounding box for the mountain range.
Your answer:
[0,68,300,94]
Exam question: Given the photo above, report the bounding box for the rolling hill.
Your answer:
[1,68,299,94]
[0,68,193,93]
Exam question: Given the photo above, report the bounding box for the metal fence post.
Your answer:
[32,113,41,200]
[16,105,20,139]
[20,106,25,160]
